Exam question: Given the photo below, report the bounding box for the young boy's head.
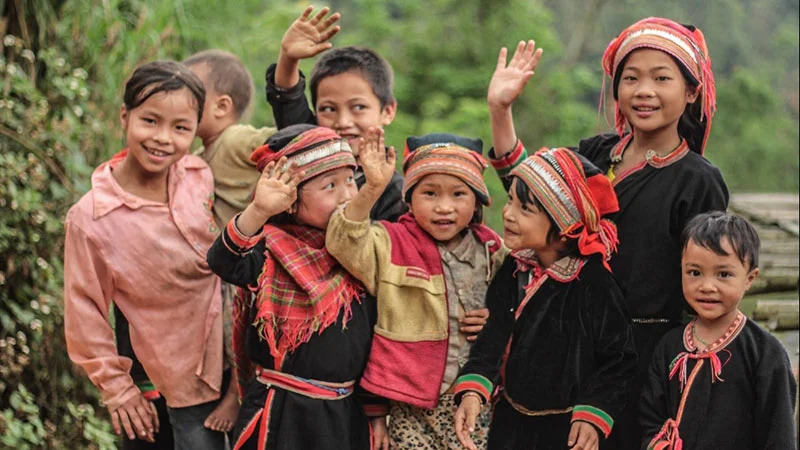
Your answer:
[680,211,760,323]
[183,49,254,145]
[309,46,397,157]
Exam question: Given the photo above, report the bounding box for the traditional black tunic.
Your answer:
[575,133,729,449]
[640,315,797,450]
[207,228,380,450]
[455,255,637,449]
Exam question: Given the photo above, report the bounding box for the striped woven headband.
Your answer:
[615,28,699,70]
[251,127,356,182]
[510,149,582,232]
[402,144,490,205]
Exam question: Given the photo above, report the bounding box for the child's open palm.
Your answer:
[359,127,396,191]
[487,40,543,109]
[252,157,303,218]
[281,6,341,61]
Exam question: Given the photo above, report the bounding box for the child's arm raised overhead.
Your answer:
[487,40,542,158]
[343,127,396,222]
[326,128,396,294]
[274,6,341,90]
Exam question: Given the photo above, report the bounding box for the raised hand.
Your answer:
[251,157,303,218]
[280,6,341,61]
[358,127,396,192]
[487,40,543,110]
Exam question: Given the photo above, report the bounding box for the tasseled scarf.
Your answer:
[232,225,362,393]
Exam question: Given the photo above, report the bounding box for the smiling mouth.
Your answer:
[633,106,659,112]
[143,146,171,157]
[696,298,720,305]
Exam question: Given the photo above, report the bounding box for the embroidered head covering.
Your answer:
[250,125,356,180]
[402,133,490,205]
[510,148,620,269]
[602,17,716,154]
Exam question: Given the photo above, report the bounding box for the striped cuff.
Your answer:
[136,380,161,400]
[488,140,527,178]
[571,405,613,438]
[222,214,263,254]
[453,373,493,404]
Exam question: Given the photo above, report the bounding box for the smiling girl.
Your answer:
[326,128,508,449]
[485,18,730,448]
[64,61,228,449]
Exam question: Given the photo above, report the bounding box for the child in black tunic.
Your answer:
[206,125,386,450]
[453,148,637,450]
[641,211,797,450]
[483,18,729,448]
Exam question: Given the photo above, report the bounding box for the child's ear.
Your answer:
[380,100,397,126]
[686,86,700,104]
[744,267,760,291]
[215,95,234,118]
[119,105,129,129]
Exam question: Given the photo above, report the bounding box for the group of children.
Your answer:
[63,6,797,450]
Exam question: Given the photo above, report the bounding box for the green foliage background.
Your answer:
[0,0,797,447]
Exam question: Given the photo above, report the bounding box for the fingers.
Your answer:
[117,407,136,440]
[148,401,159,433]
[496,47,508,70]
[131,403,155,442]
[568,422,580,448]
[319,12,341,31]
[308,7,331,26]
[464,308,489,319]
[319,25,341,43]
[386,146,396,166]
[110,409,122,435]
[298,5,314,21]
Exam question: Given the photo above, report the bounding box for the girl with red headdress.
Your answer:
[484,18,729,448]
[452,148,637,450]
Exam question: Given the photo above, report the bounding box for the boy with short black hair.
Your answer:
[640,211,797,450]
[265,6,406,222]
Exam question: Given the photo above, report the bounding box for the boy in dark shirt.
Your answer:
[264,6,406,222]
[641,211,797,449]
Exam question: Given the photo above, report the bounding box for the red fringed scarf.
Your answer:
[231,225,362,394]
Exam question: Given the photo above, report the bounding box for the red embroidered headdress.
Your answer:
[510,148,620,270]
[250,125,356,181]
[402,133,490,206]
[602,17,716,154]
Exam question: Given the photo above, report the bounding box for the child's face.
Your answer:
[617,48,698,141]
[681,238,759,325]
[120,87,198,177]
[408,173,476,250]
[294,167,357,230]
[315,71,396,161]
[502,179,553,251]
